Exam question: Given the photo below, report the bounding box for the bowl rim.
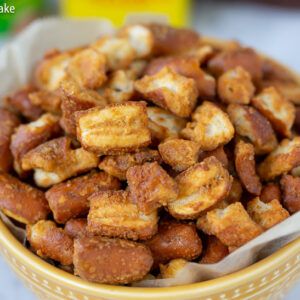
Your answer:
[1,219,300,299]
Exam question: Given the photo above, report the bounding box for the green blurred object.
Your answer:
[0,0,42,38]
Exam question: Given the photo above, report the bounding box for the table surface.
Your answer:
[1,1,300,299]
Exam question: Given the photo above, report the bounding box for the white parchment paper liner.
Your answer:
[1,17,300,287]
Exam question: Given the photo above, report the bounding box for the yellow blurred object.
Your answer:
[59,0,191,26]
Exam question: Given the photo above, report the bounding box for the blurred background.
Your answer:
[1,0,300,72]
[0,0,300,299]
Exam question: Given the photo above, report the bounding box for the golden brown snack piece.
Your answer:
[4,85,43,120]
[260,60,300,105]
[260,79,300,105]
[64,219,88,239]
[21,137,99,187]
[199,36,241,52]
[260,55,300,103]
[198,177,242,211]
[118,24,154,58]
[76,102,151,154]
[146,23,199,56]
[276,82,300,105]
[260,183,281,203]
[251,87,295,137]
[0,108,20,172]
[99,149,161,180]
[208,47,263,82]
[226,178,243,204]
[227,104,278,154]
[126,162,178,214]
[247,197,289,230]
[66,48,107,89]
[11,113,61,175]
[294,107,300,133]
[60,78,108,136]
[34,49,74,91]
[262,57,297,84]
[235,140,262,195]
[158,138,200,172]
[87,190,158,240]
[280,174,300,213]
[61,95,98,137]
[198,146,229,169]
[60,76,108,103]
[217,66,255,104]
[46,172,120,223]
[159,259,188,279]
[127,60,148,79]
[0,173,49,224]
[145,220,202,266]
[291,165,300,177]
[102,70,135,104]
[168,157,232,219]
[181,101,234,151]
[74,236,153,284]
[144,56,215,99]
[27,220,73,265]
[92,37,135,71]
[147,107,187,142]
[200,236,229,264]
[211,199,234,211]
[184,43,214,63]
[135,67,198,118]
[197,202,263,250]
[28,90,62,115]
[258,137,300,181]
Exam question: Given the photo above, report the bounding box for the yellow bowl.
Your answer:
[1,219,300,300]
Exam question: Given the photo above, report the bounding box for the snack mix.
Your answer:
[1,23,300,285]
